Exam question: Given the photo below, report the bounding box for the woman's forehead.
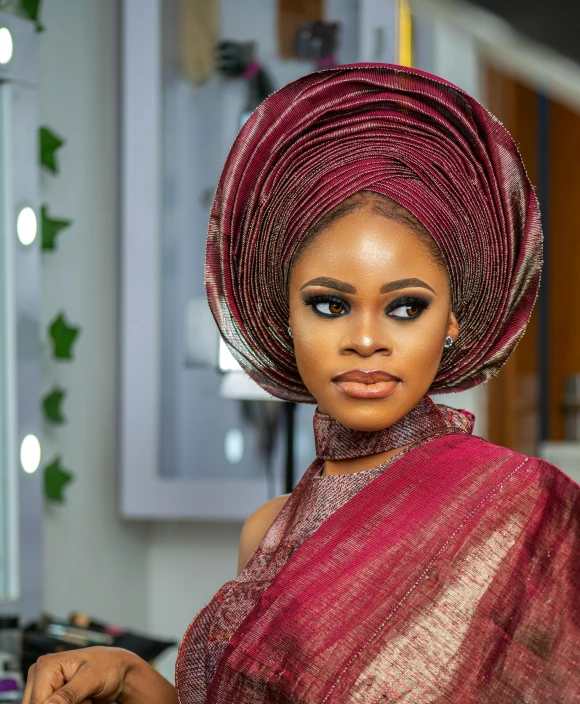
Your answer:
[292,208,449,288]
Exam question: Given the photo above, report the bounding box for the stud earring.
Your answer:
[444,335,453,349]
[288,326,293,338]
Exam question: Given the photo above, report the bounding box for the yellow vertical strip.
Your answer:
[397,0,413,67]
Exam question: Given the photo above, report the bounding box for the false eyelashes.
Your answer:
[302,293,430,320]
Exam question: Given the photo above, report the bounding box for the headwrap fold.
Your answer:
[205,63,542,402]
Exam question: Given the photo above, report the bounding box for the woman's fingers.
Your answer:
[23,655,74,704]
[39,674,95,704]
[21,652,99,704]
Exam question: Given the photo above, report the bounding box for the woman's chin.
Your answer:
[313,383,428,432]
[323,402,411,433]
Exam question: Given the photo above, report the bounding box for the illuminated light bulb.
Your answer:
[20,434,41,474]
[17,207,37,245]
[0,28,14,65]
[224,428,244,464]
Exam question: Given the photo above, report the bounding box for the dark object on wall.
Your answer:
[216,41,275,122]
[278,0,324,59]
[284,402,296,494]
[295,20,340,66]
[215,40,255,77]
[241,399,284,499]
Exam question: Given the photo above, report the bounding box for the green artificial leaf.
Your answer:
[39,126,64,174]
[42,387,66,424]
[48,313,80,360]
[41,205,72,251]
[44,456,73,502]
[20,0,41,21]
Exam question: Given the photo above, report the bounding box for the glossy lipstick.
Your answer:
[332,369,400,400]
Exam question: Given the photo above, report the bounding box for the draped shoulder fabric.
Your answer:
[203,435,579,702]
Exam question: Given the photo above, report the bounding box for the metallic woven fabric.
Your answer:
[314,394,474,460]
[205,63,543,402]
[205,436,580,703]
[176,401,473,702]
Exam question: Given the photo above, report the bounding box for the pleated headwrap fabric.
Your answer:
[205,63,542,402]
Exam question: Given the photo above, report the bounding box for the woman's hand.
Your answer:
[22,646,177,704]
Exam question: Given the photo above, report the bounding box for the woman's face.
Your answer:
[289,207,459,431]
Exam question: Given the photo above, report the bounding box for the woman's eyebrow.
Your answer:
[380,278,436,294]
[299,276,436,295]
[300,277,356,293]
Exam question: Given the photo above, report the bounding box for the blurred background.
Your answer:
[0,0,579,690]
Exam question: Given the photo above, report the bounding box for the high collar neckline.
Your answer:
[313,396,475,461]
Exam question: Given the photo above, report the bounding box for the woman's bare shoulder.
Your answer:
[237,493,291,574]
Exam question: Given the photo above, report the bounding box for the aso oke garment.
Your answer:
[176,398,580,702]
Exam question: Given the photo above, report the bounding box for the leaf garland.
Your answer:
[48,312,80,361]
[44,457,73,502]
[39,126,64,174]
[42,387,66,424]
[35,11,78,501]
[41,204,72,251]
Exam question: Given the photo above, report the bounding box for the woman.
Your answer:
[24,65,579,704]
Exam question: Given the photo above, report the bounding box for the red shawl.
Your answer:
[204,434,579,702]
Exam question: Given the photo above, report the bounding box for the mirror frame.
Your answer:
[119,0,271,519]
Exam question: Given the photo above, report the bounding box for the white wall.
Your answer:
[39,0,150,630]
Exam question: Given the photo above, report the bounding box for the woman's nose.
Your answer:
[342,314,391,357]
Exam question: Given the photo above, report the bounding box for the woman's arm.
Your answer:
[237,494,290,574]
[123,650,178,704]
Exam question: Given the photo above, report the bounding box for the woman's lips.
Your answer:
[332,370,400,399]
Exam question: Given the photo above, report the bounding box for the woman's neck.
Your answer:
[323,443,414,476]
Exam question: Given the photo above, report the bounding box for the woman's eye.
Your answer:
[303,295,349,317]
[387,298,428,319]
[315,300,346,316]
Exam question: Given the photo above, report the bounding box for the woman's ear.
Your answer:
[447,311,459,342]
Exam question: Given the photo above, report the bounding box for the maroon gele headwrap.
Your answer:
[205,63,542,402]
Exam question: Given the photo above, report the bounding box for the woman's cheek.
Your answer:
[293,334,332,396]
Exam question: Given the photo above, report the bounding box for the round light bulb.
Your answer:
[17,206,37,245]
[20,434,41,474]
[0,28,14,65]
[224,428,244,464]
